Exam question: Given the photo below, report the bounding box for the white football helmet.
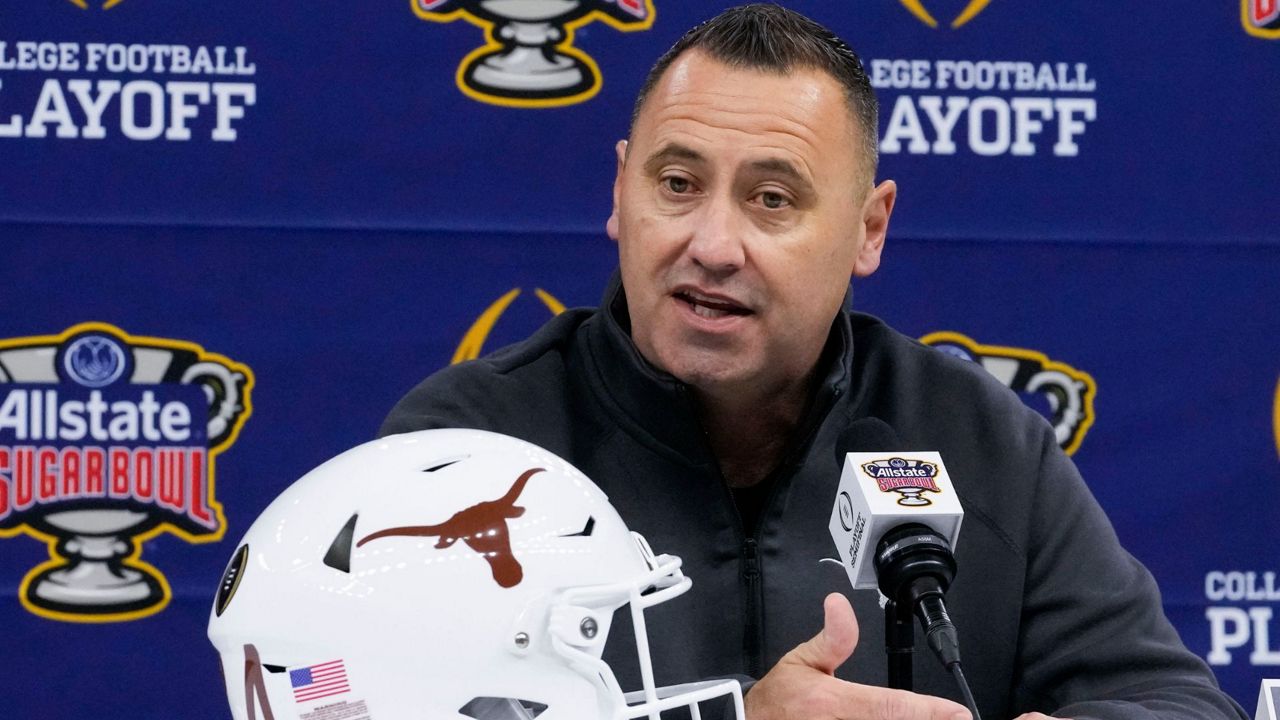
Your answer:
[208,428,744,720]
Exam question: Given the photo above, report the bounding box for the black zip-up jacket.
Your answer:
[382,280,1246,720]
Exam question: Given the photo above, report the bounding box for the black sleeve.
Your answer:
[378,369,491,437]
[1014,432,1248,720]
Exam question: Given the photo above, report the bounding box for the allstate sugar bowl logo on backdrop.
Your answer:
[412,0,655,108]
[1244,0,1280,38]
[0,323,252,623]
[896,0,992,29]
[921,331,1096,454]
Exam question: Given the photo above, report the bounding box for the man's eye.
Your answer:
[759,192,789,209]
[664,177,691,193]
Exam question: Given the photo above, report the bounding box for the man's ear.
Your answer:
[606,140,627,242]
[853,179,897,278]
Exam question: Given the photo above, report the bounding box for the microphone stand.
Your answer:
[875,525,983,720]
[885,597,915,690]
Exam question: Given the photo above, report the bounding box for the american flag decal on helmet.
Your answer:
[291,659,350,704]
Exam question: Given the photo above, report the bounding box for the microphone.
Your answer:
[827,419,980,720]
[827,418,963,595]
[875,522,961,668]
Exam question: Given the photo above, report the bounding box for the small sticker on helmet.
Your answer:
[215,544,249,617]
[299,699,371,720]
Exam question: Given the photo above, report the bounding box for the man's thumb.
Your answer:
[786,592,860,674]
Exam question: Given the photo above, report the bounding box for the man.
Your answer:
[382,5,1247,720]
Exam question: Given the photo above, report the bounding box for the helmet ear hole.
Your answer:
[422,455,468,473]
[459,696,548,719]
[560,516,595,538]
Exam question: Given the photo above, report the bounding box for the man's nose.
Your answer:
[687,195,746,275]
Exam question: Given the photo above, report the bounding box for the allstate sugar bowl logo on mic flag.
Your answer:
[412,0,655,107]
[0,322,253,623]
[861,457,942,506]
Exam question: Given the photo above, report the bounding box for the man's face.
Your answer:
[607,51,895,398]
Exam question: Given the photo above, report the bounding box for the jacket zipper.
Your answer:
[738,386,843,678]
[681,382,843,680]
[742,536,763,678]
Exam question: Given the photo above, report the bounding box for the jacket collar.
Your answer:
[582,271,855,467]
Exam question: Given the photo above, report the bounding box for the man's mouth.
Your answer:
[674,290,752,320]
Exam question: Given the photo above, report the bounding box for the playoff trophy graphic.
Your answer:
[896,0,992,30]
[64,0,128,10]
[0,323,252,622]
[414,0,654,106]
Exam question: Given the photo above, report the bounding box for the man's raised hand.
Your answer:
[744,593,972,720]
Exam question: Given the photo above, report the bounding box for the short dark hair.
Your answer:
[629,3,880,182]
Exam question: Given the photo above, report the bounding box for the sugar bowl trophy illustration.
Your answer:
[414,0,653,105]
[0,323,252,622]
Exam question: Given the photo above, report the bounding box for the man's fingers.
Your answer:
[757,594,971,720]
[842,683,972,720]
[785,592,860,674]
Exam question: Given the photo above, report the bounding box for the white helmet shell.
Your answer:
[208,428,743,720]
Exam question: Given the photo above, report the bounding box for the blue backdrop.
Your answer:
[1,1,1277,717]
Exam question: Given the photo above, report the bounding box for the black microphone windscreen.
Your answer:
[834,417,902,467]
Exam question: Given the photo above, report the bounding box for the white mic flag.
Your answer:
[828,451,964,590]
